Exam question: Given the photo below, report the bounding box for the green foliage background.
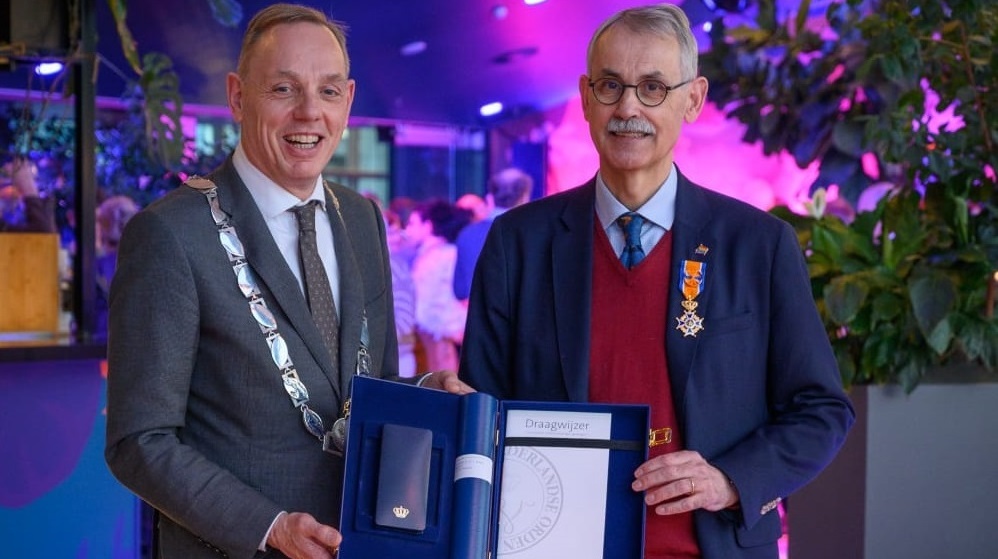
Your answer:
[701,0,997,391]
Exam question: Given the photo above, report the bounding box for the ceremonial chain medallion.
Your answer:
[325,411,349,454]
[323,315,373,455]
[190,176,369,457]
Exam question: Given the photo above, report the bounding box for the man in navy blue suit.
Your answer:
[458,4,854,559]
[451,167,533,301]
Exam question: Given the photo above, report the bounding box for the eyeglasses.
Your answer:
[588,77,692,107]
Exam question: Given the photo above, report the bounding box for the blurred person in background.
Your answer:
[406,198,473,371]
[455,192,489,223]
[0,157,56,233]
[95,194,141,337]
[368,194,419,378]
[387,195,419,266]
[96,195,141,280]
[452,167,532,301]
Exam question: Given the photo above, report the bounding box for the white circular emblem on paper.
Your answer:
[497,445,564,555]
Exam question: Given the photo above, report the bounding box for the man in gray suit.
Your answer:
[105,4,468,558]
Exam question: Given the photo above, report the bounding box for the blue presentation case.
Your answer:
[339,376,649,559]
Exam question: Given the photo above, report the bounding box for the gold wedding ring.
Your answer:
[688,478,696,496]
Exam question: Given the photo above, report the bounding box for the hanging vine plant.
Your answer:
[104,0,243,168]
[1,0,245,232]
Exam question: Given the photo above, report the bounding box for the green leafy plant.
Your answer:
[702,0,997,391]
[1,1,243,234]
[1,97,235,230]
[105,0,242,168]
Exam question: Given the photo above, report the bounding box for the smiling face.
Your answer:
[227,21,355,198]
[579,24,707,203]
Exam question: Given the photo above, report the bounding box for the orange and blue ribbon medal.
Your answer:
[676,259,706,337]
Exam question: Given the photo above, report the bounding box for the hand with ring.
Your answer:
[631,450,740,515]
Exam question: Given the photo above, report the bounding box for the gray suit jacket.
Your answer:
[105,158,398,558]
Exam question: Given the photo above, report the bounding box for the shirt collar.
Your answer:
[594,163,678,231]
[232,143,326,219]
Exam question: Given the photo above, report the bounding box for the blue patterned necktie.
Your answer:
[617,212,646,269]
[292,201,340,368]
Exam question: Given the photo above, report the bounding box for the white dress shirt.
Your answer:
[233,144,341,319]
[594,163,679,257]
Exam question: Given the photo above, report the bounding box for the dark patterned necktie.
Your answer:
[617,212,646,269]
[291,201,339,368]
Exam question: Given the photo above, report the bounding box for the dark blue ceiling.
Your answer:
[103,0,719,126]
[2,0,766,126]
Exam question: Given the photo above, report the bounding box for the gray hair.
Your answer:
[586,4,698,81]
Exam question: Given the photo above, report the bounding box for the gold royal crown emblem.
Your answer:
[393,505,410,519]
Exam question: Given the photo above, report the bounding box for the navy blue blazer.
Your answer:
[459,172,855,559]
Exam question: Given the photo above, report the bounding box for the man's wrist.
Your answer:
[261,511,287,551]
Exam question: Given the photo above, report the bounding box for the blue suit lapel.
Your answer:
[553,182,597,402]
[212,161,342,400]
[667,173,714,423]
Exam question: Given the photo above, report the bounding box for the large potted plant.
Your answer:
[700,0,997,557]
[701,0,996,392]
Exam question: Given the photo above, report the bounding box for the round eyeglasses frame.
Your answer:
[588,77,693,107]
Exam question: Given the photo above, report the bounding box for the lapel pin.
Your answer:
[695,244,709,256]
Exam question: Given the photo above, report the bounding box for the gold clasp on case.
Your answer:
[649,427,673,447]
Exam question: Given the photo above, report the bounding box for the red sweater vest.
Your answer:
[589,223,700,558]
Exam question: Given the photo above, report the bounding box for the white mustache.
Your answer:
[607,118,654,134]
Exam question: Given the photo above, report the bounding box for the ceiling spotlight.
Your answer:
[480,102,503,117]
[524,0,548,5]
[400,41,427,57]
[34,62,64,76]
[491,46,538,65]
[702,0,750,12]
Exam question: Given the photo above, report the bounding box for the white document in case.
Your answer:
[496,410,613,559]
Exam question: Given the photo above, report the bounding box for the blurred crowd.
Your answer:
[2,151,532,365]
[375,166,534,376]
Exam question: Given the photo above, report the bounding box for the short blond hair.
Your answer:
[237,3,350,77]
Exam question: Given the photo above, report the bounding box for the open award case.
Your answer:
[338,376,649,559]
